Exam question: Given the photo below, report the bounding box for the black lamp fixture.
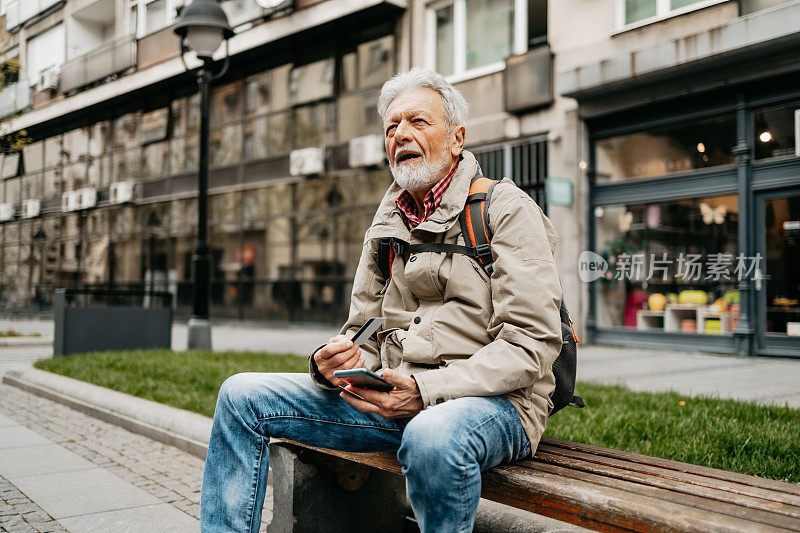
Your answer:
[174,0,233,350]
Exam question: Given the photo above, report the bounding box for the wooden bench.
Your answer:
[267,436,800,532]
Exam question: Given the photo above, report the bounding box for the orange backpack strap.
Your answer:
[460,175,501,275]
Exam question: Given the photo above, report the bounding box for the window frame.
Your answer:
[426,0,529,83]
[128,0,180,39]
[614,0,732,33]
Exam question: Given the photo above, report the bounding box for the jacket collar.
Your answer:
[365,150,479,241]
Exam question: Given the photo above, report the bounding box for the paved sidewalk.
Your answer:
[0,382,271,533]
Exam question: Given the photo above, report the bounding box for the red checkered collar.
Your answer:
[395,159,459,229]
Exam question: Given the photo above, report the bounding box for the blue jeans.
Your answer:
[200,373,531,533]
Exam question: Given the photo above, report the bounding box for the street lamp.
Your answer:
[174,0,233,350]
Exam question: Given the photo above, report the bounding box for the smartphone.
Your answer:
[338,385,366,401]
[350,317,385,345]
[333,368,394,392]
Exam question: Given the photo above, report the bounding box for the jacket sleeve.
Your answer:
[308,237,385,389]
[412,187,563,407]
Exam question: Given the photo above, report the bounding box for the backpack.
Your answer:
[376,170,584,416]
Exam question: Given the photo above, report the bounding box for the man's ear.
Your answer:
[450,125,466,157]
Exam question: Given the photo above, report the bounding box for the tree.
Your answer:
[0,46,30,154]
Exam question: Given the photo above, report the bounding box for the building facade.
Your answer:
[0,0,798,356]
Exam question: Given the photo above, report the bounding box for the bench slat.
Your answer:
[536,445,800,510]
[541,437,800,498]
[484,463,797,533]
[526,455,800,531]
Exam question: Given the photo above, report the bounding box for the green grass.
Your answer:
[546,382,800,484]
[35,349,308,418]
[35,350,800,484]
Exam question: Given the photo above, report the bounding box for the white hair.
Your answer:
[377,67,469,129]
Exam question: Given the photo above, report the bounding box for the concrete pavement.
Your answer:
[0,316,798,532]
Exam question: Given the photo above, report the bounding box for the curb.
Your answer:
[0,338,53,347]
[2,367,211,459]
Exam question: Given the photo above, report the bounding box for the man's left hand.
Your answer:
[340,369,424,419]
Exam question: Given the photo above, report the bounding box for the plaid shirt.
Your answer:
[396,160,459,229]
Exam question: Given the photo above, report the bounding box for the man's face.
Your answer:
[383,88,464,191]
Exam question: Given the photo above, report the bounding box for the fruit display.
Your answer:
[678,290,708,305]
[723,290,739,305]
[667,293,678,304]
[648,293,667,311]
[710,297,727,314]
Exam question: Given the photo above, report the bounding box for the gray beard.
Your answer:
[390,146,453,192]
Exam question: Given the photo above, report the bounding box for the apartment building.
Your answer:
[0,0,798,356]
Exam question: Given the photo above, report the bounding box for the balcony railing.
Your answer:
[60,36,137,94]
[0,82,31,118]
[5,0,62,30]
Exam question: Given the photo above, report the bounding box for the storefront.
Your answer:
[584,75,800,357]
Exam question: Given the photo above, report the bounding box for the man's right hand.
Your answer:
[313,335,364,387]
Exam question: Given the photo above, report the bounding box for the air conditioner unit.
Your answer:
[109,181,134,204]
[37,67,60,92]
[349,134,386,168]
[78,187,97,209]
[22,199,40,218]
[289,147,325,176]
[62,191,80,212]
[0,203,14,222]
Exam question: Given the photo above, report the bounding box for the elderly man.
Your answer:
[200,67,563,533]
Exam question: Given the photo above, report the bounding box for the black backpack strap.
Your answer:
[376,237,410,280]
[569,396,585,408]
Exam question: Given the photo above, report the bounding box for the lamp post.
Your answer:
[174,0,233,350]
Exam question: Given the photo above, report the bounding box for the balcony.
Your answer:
[0,82,31,118]
[5,0,62,31]
[60,36,137,94]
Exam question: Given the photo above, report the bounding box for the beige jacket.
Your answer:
[310,150,563,449]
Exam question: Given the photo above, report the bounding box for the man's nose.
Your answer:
[394,119,413,143]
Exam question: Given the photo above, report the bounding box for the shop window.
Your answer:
[22,173,42,199]
[210,192,241,225]
[113,149,142,182]
[428,0,527,79]
[595,115,736,182]
[294,102,336,149]
[44,169,61,198]
[64,163,87,191]
[23,142,43,174]
[594,194,740,334]
[64,128,89,163]
[242,187,270,220]
[44,137,62,169]
[357,36,394,89]
[620,0,724,26]
[754,102,800,160]
[210,124,243,167]
[242,117,268,160]
[2,152,20,178]
[170,137,186,174]
[268,111,293,154]
[114,113,141,150]
[289,59,335,106]
[4,177,20,204]
[337,90,382,142]
[211,81,243,126]
[763,196,800,335]
[143,141,168,178]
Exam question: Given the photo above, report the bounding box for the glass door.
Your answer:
[755,187,800,357]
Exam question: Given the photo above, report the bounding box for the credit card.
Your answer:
[350,317,386,345]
